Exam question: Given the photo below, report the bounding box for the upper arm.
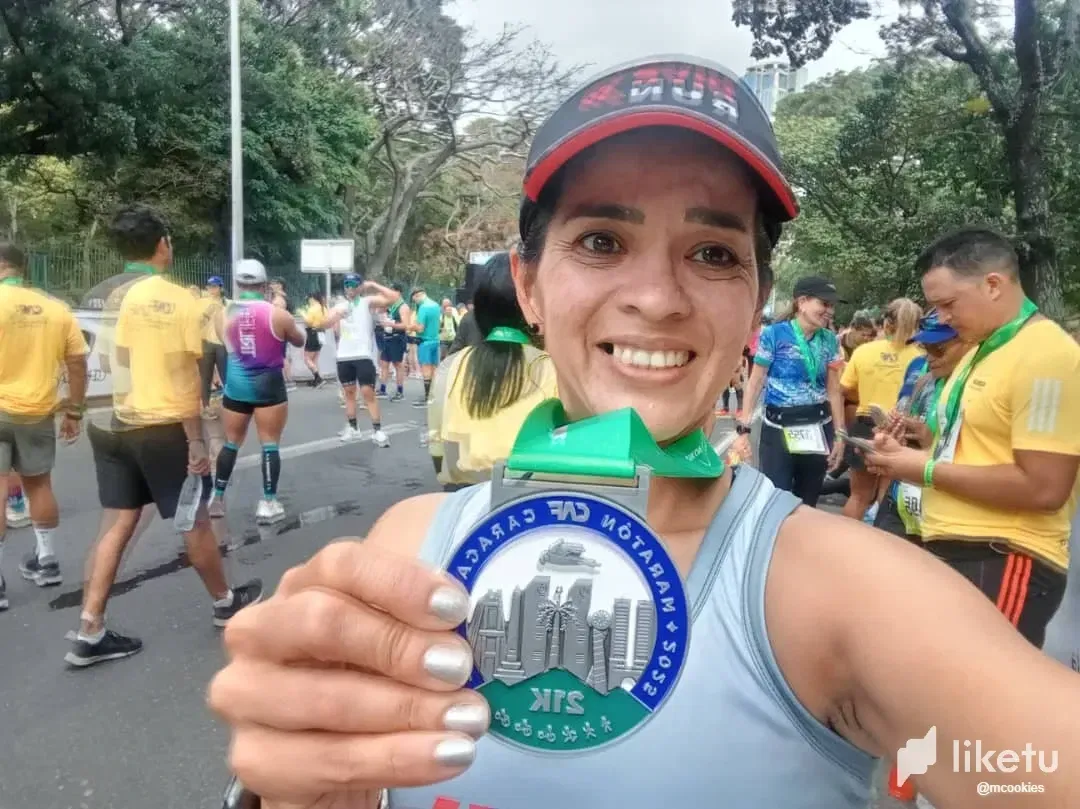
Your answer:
[1010,345,1080,455]
[769,509,1080,804]
[753,326,774,367]
[275,308,304,345]
[182,299,203,357]
[839,348,859,391]
[364,492,449,558]
[63,314,89,360]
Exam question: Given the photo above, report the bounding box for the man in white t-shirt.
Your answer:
[322,275,400,446]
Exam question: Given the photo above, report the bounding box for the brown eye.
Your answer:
[691,244,737,267]
[580,233,621,254]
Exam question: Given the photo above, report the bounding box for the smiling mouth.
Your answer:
[599,342,695,370]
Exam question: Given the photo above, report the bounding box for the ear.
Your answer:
[510,246,542,328]
[984,272,1006,300]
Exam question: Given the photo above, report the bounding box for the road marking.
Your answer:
[234,421,420,469]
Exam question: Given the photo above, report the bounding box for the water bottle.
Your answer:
[174,474,210,532]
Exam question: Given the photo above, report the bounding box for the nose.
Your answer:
[613,248,693,322]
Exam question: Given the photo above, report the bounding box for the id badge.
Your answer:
[781,423,828,455]
[896,481,923,535]
[445,463,690,754]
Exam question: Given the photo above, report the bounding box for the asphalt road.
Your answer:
[0,382,901,809]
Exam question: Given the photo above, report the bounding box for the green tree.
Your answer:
[733,0,1080,317]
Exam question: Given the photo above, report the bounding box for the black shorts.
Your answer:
[927,539,1067,648]
[379,338,407,364]
[842,415,875,471]
[304,328,322,352]
[337,358,377,388]
[88,422,188,519]
[223,370,288,414]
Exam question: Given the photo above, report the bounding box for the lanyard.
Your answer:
[936,297,1037,444]
[922,377,946,436]
[486,326,529,344]
[506,399,724,480]
[124,262,155,275]
[0,277,21,286]
[789,321,822,384]
[238,291,263,300]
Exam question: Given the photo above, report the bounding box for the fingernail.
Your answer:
[429,585,469,624]
[442,702,490,737]
[433,737,476,768]
[423,645,472,685]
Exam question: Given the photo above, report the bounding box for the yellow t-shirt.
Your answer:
[432,345,558,484]
[840,338,924,416]
[195,295,226,344]
[302,300,327,330]
[0,282,88,419]
[107,274,203,427]
[922,319,1080,570]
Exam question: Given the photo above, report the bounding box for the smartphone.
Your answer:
[868,404,889,428]
[838,430,876,453]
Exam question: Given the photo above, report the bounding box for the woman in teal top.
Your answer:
[213,56,1080,809]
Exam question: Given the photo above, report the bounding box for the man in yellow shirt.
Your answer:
[69,205,261,668]
[867,228,1079,648]
[0,244,88,610]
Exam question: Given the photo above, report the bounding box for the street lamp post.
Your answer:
[229,0,243,299]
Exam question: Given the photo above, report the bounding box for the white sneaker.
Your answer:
[338,425,360,442]
[255,499,286,525]
[372,429,390,448]
[5,502,31,529]
[207,492,226,519]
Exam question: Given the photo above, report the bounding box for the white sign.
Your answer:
[301,239,355,274]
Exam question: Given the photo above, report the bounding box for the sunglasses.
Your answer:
[922,340,954,357]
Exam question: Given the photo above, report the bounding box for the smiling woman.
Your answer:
[211,56,1080,809]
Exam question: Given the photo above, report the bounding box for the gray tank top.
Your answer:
[388,466,876,809]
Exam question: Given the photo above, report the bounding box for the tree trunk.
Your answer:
[1003,125,1064,319]
[341,184,356,239]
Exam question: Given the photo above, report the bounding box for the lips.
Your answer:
[600,342,693,370]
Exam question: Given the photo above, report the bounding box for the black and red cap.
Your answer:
[520,55,798,246]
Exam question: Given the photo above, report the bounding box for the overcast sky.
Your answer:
[447,0,902,84]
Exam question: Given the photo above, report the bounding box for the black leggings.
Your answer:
[758,404,835,507]
[200,341,228,406]
[721,387,744,413]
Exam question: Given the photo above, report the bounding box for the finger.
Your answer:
[280,541,470,631]
[210,658,490,736]
[224,589,474,691]
[229,726,477,803]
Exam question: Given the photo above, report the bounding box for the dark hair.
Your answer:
[520,132,776,291]
[108,205,170,261]
[308,290,326,305]
[850,310,875,331]
[915,227,1019,279]
[0,242,27,274]
[459,252,534,420]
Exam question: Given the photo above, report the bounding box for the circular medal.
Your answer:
[446,490,690,753]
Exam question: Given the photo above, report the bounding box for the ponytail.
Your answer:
[884,298,922,348]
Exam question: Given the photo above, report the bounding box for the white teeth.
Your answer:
[610,344,690,370]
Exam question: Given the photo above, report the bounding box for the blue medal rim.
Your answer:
[446,489,690,716]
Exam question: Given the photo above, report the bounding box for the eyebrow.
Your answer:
[562,203,750,233]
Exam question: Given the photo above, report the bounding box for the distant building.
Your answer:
[742,61,808,119]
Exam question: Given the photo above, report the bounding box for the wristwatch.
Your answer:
[221,776,390,809]
[735,422,752,436]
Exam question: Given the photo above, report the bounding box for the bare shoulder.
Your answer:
[365,492,450,559]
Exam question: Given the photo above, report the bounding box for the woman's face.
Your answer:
[924,337,970,377]
[798,296,833,330]
[514,131,762,442]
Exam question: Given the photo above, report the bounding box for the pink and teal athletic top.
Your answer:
[223,299,286,403]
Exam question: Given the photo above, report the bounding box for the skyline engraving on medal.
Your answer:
[447,491,689,753]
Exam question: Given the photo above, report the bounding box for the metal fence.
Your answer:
[23,243,457,306]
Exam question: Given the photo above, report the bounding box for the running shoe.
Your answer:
[0,574,7,611]
[255,499,286,525]
[207,492,227,519]
[65,629,143,668]
[19,553,62,587]
[338,425,361,442]
[213,579,264,628]
[372,429,390,448]
[390,391,404,403]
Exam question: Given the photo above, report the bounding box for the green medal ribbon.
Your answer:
[238,291,264,300]
[124,262,156,275]
[789,320,822,385]
[486,326,530,345]
[1,277,22,286]
[506,398,724,480]
[934,297,1037,451]
[922,377,946,436]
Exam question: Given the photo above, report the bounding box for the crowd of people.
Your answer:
[2,52,1079,809]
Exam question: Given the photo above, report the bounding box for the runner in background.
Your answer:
[439,296,460,360]
[73,204,260,667]
[840,310,876,362]
[839,297,922,521]
[209,260,305,525]
[376,283,410,402]
[300,290,327,388]
[197,276,229,416]
[448,296,483,354]
[873,310,969,542]
[867,227,1080,649]
[0,244,88,608]
[408,285,442,407]
[737,276,846,506]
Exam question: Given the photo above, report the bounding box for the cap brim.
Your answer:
[910,329,957,345]
[522,108,799,222]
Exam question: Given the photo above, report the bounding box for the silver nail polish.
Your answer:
[433,737,476,768]
[428,586,469,624]
[423,645,472,685]
[442,703,490,737]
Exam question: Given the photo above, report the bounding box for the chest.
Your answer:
[954,363,1011,439]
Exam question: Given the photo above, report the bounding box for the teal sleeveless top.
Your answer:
[388,466,877,808]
